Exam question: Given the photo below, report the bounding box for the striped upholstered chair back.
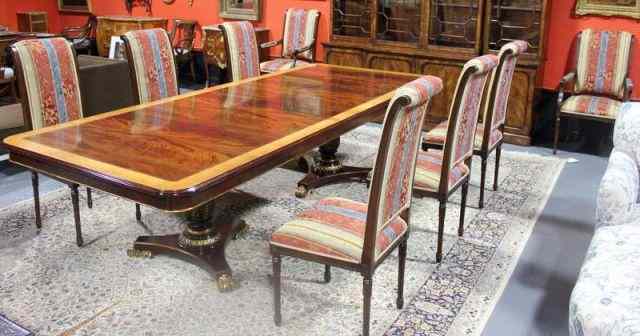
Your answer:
[122,28,179,104]
[11,38,83,130]
[482,40,528,147]
[281,8,321,62]
[219,21,261,82]
[364,76,443,263]
[574,29,632,100]
[440,55,498,192]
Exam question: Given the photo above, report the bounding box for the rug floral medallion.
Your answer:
[0,125,565,336]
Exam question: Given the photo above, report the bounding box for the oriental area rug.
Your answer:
[0,124,565,336]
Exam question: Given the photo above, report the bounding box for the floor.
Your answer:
[0,142,608,336]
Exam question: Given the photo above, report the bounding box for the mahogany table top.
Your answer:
[4,64,418,211]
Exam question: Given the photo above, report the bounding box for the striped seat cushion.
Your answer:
[414,150,470,192]
[560,95,622,119]
[270,197,407,263]
[260,58,310,73]
[424,121,503,149]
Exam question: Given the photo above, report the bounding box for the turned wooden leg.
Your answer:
[31,171,42,230]
[324,264,331,283]
[436,201,446,263]
[397,238,407,309]
[272,255,282,326]
[362,276,373,336]
[459,179,469,237]
[86,187,93,209]
[494,144,502,191]
[479,156,487,209]
[553,114,561,155]
[70,184,83,247]
[135,203,142,222]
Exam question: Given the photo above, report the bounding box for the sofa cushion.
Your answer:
[596,149,640,228]
[569,224,640,336]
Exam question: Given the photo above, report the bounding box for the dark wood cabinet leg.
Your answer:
[272,255,282,326]
[362,276,373,336]
[70,184,83,247]
[31,171,42,230]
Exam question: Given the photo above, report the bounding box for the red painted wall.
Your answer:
[542,1,640,99]
[2,0,61,32]
[58,0,330,60]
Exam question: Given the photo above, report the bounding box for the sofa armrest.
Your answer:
[597,149,640,229]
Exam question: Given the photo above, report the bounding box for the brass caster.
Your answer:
[295,185,309,198]
[216,273,234,292]
[232,220,249,240]
[127,248,152,258]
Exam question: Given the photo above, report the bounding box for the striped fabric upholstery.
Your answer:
[282,8,320,60]
[12,38,83,129]
[414,150,470,192]
[220,21,260,82]
[271,76,443,262]
[123,29,179,104]
[560,95,622,119]
[575,29,632,99]
[271,197,408,262]
[489,40,528,131]
[260,58,310,73]
[449,55,498,168]
[424,121,503,150]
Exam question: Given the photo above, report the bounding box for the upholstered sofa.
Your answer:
[569,103,640,336]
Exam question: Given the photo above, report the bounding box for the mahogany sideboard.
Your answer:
[96,16,168,57]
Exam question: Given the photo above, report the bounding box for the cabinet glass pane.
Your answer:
[376,0,421,43]
[333,0,371,38]
[429,0,480,48]
[488,0,541,54]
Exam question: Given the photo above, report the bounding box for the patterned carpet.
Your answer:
[0,125,565,336]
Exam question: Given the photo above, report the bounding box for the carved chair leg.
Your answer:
[436,201,446,263]
[459,179,469,237]
[31,171,42,230]
[135,203,142,222]
[553,114,561,155]
[479,155,487,209]
[362,276,373,336]
[324,264,331,283]
[494,144,502,191]
[272,255,282,326]
[397,238,407,309]
[70,184,83,247]
[86,187,93,209]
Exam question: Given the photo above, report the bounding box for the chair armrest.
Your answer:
[625,77,634,101]
[291,43,314,57]
[260,40,282,49]
[558,72,576,104]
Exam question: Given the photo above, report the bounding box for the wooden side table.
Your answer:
[96,16,168,57]
[17,12,48,33]
[201,25,269,86]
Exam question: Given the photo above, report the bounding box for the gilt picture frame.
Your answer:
[219,0,261,21]
[576,0,640,19]
[58,0,92,13]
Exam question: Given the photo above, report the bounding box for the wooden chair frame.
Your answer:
[61,15,97,55]
[271,94,430,336]
[121,29,181,105]
[260,9,321,67]
[553,31,635,154]
[169,19,197,81]
[11,39,91,247]
[416,65,483,263]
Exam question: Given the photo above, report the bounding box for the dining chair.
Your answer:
[121,28,180,105]
[554,29,634,154]
[121,28,180,221]
[423,40,528,208]
[270,76,443,336]
[259,8,321,73]
[218,21,261,82]
[169,19,197,81]
[413,54,498,263]
[11,37,90,246]
[61,15,97,55]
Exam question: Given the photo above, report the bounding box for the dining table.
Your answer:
[3,64,419,292]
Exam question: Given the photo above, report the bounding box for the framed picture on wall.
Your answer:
[58,0,92,13]
[576,0,640,19]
